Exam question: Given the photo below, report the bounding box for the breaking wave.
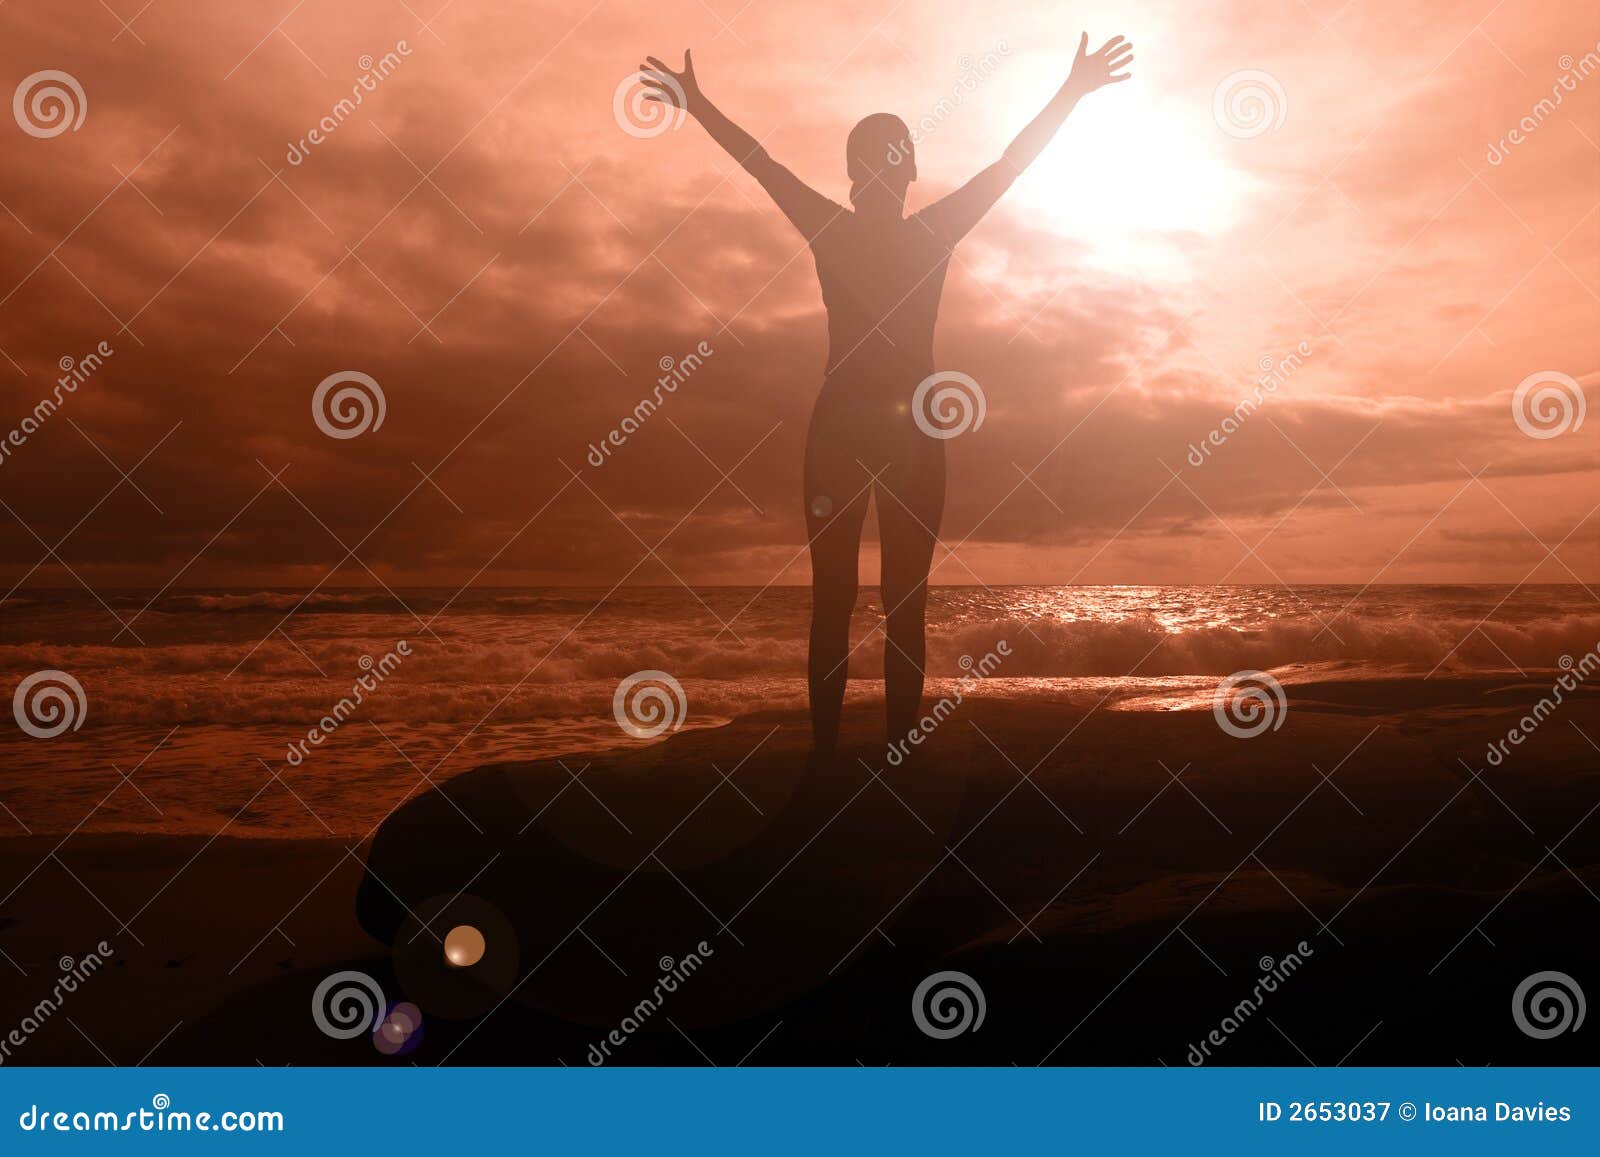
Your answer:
[3,607,1594,728]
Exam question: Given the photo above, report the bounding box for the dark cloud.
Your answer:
[0,0,1594,591]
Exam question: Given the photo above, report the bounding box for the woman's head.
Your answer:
[846,113,915,212]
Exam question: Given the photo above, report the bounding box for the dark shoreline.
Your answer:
[3,677,1597,1066]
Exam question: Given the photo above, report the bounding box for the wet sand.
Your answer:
[2,675,1597,1066]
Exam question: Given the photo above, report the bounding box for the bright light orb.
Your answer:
[443,924,486,968]
[989,51,1252,277]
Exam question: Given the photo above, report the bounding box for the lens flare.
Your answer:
[444,924,486,968]
[372,1002,424,1056]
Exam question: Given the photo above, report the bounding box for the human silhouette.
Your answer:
[642,34,1133,756]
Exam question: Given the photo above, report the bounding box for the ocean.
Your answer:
[1,585,1593,837]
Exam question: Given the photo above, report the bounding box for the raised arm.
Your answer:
[641,50,843,241]
[920,33,1133,244]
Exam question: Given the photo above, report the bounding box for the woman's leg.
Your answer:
[803,422,870,757]
[876,445,945,741]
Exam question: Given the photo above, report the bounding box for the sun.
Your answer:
[1000,59,1253,277]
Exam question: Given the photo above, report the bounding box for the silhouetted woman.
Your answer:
[641,34,1133,756]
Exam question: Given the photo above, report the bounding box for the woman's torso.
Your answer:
[811,210,951,394]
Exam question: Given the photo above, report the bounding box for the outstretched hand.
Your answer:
[639,50,703,116]
[1065,33,1134,96]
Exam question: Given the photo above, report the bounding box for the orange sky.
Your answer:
[0,0,1596,589]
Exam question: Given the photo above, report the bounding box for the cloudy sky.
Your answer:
[0,0,1595,590]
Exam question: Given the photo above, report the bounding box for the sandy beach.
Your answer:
[2,674,1596,1066]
